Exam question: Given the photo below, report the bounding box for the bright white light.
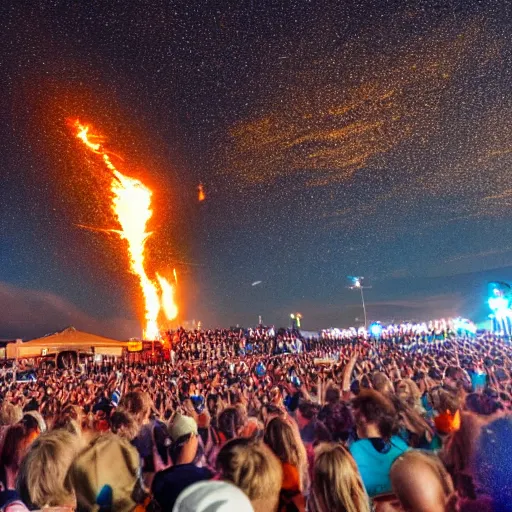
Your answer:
[488,297,509,312]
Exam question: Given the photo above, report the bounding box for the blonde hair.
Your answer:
[17,429,83,509]
[309,443,370,512]
[0,402,23,426]
[264,416,308,490]
[396,379,422,409]
[391,450,457,512]
[372,372,394,395]
[216,437,283,512]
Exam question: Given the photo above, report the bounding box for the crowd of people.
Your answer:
[0,326,511,511]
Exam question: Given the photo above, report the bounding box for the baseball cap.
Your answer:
[172,480,254,512]
[168,413,198,442]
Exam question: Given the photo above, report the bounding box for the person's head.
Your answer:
[431,387,460,415]
[218,406,246,440]
[324,384,341,405]
[352,390,397,440]
[390,450,457,512]
[372,372,394,396]
[444,366,466,392]
[216,437,282,512]
[296,401,319,429]
[118,391,151,426]
[0,424,32,489]
[0,402,23,426]
[52,406,82,438]
[17,429,81,509]
[264,417,307,490]
[309,443,370,512]
[260,403,286,426]
[168,413,199,465]
[319,402,354,443]
[396,379,422,410]
[110,409,140,441]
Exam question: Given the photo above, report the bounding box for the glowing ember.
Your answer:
[198,183,206,202]
[73,120,178,339]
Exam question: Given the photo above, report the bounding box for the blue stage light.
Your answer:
[370,322,383,337]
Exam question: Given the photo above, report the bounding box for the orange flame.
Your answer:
[198,183,206,202]
[73,121,178,339]
[157,273,178,321]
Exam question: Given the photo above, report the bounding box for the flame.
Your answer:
[198,183,206,202]
[173,268,178,284]
[73,120,178,339]
[157,273,178,321]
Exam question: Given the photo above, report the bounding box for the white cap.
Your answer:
[172,481,254,512]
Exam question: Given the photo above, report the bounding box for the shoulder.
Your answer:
[390,435,409,451]
[152,466,176,490]
[349,439,371,456]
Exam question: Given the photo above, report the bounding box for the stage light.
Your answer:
[488,296,509,312]
[454,317,477,335]
[370,322,383,337]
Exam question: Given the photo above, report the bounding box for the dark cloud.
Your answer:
[0,282,139,340]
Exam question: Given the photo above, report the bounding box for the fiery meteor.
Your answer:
[73,121,178,339]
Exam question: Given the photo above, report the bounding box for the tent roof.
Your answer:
[22,326,127,347]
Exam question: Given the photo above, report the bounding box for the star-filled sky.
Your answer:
[1,1,512,339]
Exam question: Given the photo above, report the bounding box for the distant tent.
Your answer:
[6,326,127,362]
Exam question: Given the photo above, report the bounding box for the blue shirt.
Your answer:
[350,436,409,497]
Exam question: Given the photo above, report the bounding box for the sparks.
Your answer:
[73,120,178,339]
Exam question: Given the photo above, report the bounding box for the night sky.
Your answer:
[1,1,512,339]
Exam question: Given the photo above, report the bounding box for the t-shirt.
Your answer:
[349,436,409,497]
[152,463,212,511]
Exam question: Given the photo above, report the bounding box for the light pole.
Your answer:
[290,313,302,329]
[348,277,371,329]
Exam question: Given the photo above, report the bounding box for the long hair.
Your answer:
[309,443,370,512]
[264,416,308,490]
